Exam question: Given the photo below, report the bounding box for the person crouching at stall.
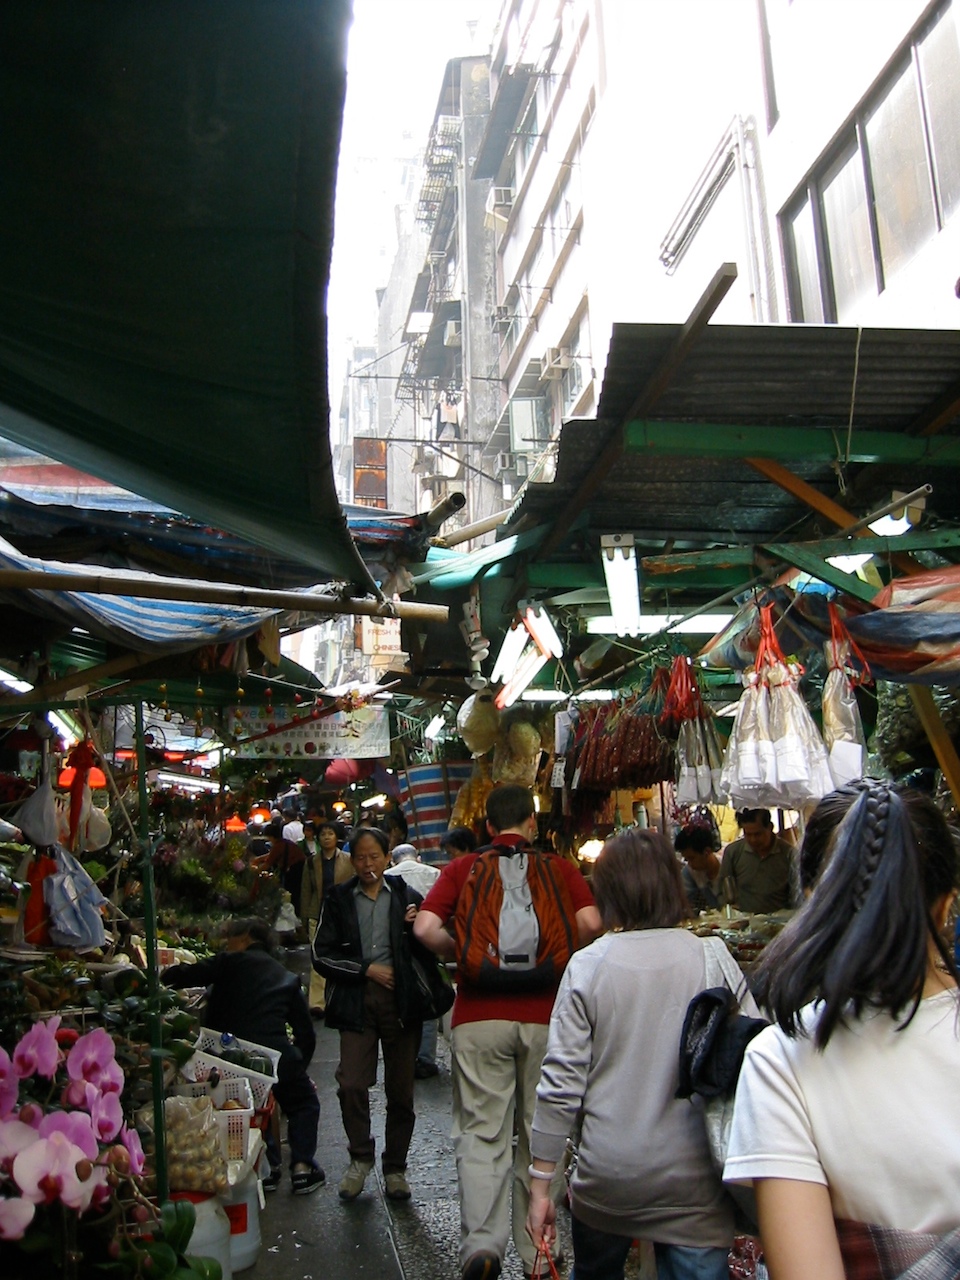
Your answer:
[312,825,424,1204]
[163,916,325,1194]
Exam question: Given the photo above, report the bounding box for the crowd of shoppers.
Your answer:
[175,781,958,1280]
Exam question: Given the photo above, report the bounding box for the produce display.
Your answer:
[164,1095,229,1193]
[689,909,793,968]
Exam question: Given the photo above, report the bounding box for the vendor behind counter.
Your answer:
[719,809,797,913]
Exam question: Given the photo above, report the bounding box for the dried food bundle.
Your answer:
[822,602,871,787]
[663,655,727,804]
[720,605,832,808]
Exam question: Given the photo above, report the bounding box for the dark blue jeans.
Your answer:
[265,1069,321,1171]
[570,1214,729,1280]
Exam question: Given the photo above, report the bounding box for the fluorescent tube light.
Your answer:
[424,714,445,740]
[826,553,873,574]
[495,649,549,709]
[523,605,564,658]
[520,690,567,702]
[586,613,735,635]
[868,513,912,537]
[600,534,641,636]
[491,623,529,684]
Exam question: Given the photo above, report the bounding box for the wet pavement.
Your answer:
[242,947,649,1280]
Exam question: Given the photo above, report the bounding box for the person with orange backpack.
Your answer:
[414,785,601,1280]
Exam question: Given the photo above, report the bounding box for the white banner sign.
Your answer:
[231,705,389,759]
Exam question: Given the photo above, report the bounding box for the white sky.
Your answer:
[327,0,499,398]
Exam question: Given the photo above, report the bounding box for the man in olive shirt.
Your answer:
[719,808,796,912]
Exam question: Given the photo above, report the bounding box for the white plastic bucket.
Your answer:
[220,1170,262,1272]
[175,1192,234,1280]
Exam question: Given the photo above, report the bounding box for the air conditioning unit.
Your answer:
[443,320,462,347]
[492,186,514,209]
[496,451,516,473]
[540,346,572,379]
[514,453,530,480]
[412,444,427,468]
[493,304,513,333]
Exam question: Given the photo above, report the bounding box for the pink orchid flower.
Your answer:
[0,1118,41,1168]
[0,1195,35,1241]
[12,1016,61,1080]
[89,1169,112,1209]
[119,1124,145,1177]
[65,1028,122,1094]
[0,1047,17,1119]
[83,1085,122,1144]
[61,1079,88,1109]
[13,1131,98,1211]
[38,1110,98,1161]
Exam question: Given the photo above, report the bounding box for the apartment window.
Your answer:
[561,326,585,415]
[783,1,960,321]
[919,4,960,218]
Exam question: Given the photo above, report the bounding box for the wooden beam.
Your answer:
[533,262,738,561]
[911,374,960,437]
[642,527,960,575]
[0,569,449,624]
[760,543,879,603]
[744,457,918,575]
[642,548,756,573]
[624,420,960,465]
[0,650,180,708]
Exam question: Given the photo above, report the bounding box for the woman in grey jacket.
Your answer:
[526,830,739,1280]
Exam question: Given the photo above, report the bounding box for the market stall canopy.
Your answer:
[0,444,432,590]
[507,322,960,557]
[0,0,373,589]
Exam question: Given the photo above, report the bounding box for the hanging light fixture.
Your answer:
[600,533,641,636]
[490,622,529,684]
[522,604,564,658]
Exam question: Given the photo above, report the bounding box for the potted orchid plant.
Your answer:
[0,1017,218,1279]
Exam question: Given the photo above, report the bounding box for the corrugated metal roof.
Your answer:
[509,322,960,549]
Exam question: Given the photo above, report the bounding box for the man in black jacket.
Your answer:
[164,917,324,1194]
[313,825,425,1203]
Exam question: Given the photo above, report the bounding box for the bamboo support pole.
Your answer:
[0,568,448,623]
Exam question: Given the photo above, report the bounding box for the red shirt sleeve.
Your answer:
[421,854,474,923]
[557,857,595,912]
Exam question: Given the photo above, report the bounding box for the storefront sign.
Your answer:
[231,705,389,759]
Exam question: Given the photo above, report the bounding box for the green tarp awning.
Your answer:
[0,0,373,589]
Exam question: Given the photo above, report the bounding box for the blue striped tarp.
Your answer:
[0,533,279,651]
[397,761,473,853]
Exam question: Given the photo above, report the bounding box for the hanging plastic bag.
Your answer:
[44,844,107,950]
[14,750,59,847]
[822,602,871,788]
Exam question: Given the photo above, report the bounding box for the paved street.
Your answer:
[239,946,661,1280]
[240,945,570,1280]
[245,1018,578,1280]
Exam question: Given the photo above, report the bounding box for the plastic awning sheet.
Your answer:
[0,534,279,652]
[0,0,373,589]
[698,566,960,683]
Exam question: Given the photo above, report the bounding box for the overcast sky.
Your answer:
[327,0,498,396]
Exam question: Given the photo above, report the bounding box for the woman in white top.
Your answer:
[724,781,960,1279]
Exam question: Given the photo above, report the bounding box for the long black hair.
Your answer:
[752,781,959,1048]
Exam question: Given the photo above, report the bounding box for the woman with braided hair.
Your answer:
[723,782,960,1279]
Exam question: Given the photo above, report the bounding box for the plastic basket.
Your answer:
[173,1076,254,1162]
[194,1028,281,1081]
[183,1049,274,1110]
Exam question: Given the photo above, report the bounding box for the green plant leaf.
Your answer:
[160,1199,195,1255]
[143,1241,179,1276]
[183,1256,223,1280]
